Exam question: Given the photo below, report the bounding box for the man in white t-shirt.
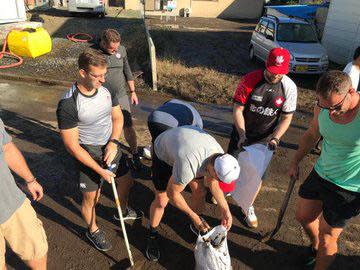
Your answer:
[343,46,360,91]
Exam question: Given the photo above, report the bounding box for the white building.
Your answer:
[321,0,360,64]
[0,0,26,24]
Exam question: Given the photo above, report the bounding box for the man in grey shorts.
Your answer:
[56,48,141,252]
[145,126,240,261]
[99,29,143,170]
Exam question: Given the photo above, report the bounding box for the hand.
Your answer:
[268,137,280,151]
[104,142,118,166]
[27,180,44,201]
[237,132,247,149]
[221,209,232,230]
[99,168,116,184]
[288,162,300,180]
[130,92,139,105]
[192,214,210,233]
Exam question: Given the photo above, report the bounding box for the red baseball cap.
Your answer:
[219,180,236,193]
[266,47,291,75]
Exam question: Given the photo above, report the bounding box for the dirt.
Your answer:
[0,11,358,270]
[1,79,359,270]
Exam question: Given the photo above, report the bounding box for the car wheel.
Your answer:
[249,45,256,61]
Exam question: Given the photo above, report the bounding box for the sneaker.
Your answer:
[131,152,144,171]
[114,207,143,221]
[86,229,112,251]
[243,206,258,228]
[302,245,317,268]
[142,145,152,160]
[145,231,160,262]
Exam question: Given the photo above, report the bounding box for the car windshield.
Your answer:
[277,23,318,43]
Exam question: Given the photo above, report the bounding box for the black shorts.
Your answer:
[148,121,173,191]
[78,144,129,192]
[299,169,360,228]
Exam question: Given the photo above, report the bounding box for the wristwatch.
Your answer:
[109,139,121,146]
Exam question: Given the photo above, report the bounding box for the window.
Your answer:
[277,23,318,43]
[265,22,275,40]
[258,20,268,35]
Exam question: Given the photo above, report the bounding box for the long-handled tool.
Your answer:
[108,164,134,267]
[260,175,298,243]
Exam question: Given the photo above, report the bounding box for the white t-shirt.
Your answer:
[343,62,360,91]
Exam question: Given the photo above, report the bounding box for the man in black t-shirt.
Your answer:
[228,48,297,228]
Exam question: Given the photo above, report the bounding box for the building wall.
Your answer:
[131,0,263,19]
[321,0,360,64]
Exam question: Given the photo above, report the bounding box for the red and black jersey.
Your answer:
[233,69,297,143]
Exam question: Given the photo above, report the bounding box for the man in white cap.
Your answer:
[145,125,240,261]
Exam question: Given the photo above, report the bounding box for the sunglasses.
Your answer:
[317,92,348,112]
[87,72,107,79]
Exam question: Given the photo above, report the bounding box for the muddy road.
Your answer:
[1,80,359,270]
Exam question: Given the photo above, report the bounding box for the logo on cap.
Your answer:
[275,56,284,66]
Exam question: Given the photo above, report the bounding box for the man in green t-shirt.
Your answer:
[289,71,360,270]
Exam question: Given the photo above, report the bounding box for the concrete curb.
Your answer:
[0,72,72,87]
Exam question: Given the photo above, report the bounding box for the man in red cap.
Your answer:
[228,47,298,228]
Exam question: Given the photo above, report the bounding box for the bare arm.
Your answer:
[3,142,36,183]
[233,103,245,135]
[272,113,294,140]
[207,178,232,230]
[289,106,321,177]
[167,176,197,219]
[3,142,44,201]
[60,128,115,182]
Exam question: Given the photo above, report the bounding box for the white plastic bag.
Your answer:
[194,225,232,270]
[231,144,273,211]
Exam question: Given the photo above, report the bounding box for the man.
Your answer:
[343,46,360,91]
[147,98,203,143]
[0,118,48,270]
[146,125,240,262]
[289,71,360,270]
[56,48,141,252]
[228,47,297,228]
[98,28,142,170]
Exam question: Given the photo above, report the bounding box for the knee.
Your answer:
[154,193,169,209]
[296,210,315,225]
[319,232,338,251]
[193,188,206,199]
[82,194,98,208]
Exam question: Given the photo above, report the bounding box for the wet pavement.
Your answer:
[1,80,359,270]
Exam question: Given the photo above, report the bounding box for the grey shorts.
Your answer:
[78,144,129,192]
[118,95,133,128]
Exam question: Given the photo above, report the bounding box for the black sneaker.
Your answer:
[114,207,143,221]
[145,231,160,262]
[131,152,144,171]
[86,229,112,251]
[302,245,317,268]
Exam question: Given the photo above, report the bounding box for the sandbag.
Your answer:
[194,225,231,270]
[231,144,273,211]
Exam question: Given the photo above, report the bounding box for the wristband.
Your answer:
[109,139,121,146]
[26,177,37,184]
[270,137,280,145]
[130,90,135,93]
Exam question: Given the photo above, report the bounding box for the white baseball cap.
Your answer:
[214,154,240,192]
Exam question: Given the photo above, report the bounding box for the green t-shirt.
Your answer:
[315,109,360,192]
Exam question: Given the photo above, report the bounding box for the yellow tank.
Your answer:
[7,27,52,58]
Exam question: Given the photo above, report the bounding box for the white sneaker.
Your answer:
[243,206,258,228]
